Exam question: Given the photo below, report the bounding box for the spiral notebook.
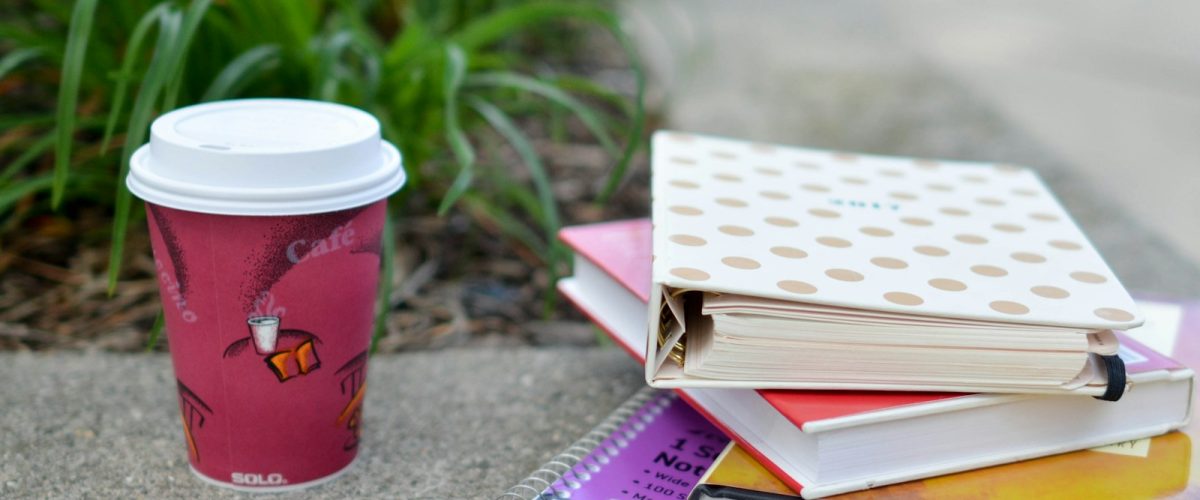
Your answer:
[501,387,729,500]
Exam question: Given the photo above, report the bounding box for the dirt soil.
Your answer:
[0,130,652,353]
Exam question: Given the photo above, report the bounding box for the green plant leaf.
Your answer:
[201,44,282,101]
[460,193,546,257]
[453,2,610,52]
[595,18,645,202]
[370,207,395,354]
[0,174,54,213]
[161,0,212,111]
[51,0,100,209]
[437,43,475,215]
[0,132,54,185]
[102,3,172,153]
[0,115,58,129]
[108,7,185,295]
[0,47,43,82]
[550,74,634,116]
[144,308,164,352]
[466,71,618,156]
[465,95,559,244]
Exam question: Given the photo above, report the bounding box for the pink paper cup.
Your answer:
[128,99,404,491]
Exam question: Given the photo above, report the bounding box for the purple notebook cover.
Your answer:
[539,392,730,500]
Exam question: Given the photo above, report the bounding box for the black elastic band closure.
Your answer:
[689,484,800,500]
[1094,354,1126,402]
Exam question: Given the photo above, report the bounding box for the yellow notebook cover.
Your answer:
[694,433,1190,499]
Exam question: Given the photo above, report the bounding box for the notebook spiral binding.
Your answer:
[497,386,663,500]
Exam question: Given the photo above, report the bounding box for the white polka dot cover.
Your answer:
[646,130,1142,396]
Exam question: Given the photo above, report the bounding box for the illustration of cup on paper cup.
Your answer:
[128,98,404,491]
[248,316,280,355]
[223,315,323,383]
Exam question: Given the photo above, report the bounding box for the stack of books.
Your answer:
[549,132,1195,499]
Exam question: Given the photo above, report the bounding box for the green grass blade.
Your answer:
[144,308,164,352]
[101,3,170,153]
[465,95,560,242]
[0,174,54,213]
[370,208,395,354]
[596,17,646,201]
[161,0,212,111]
[0,132,55,184]
[0,47,43,82]
[460,193,546,257]
[108,8,183,295]
[0,115,58,128]
[312,31,354,100]
[466,71,618,156]
[437,43,476,215]
[51,0,100,209]
[550,74,634,116]
[201,44,282,101]
[453,3,610,52]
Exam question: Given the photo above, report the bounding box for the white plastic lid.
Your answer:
[127,98,405,215]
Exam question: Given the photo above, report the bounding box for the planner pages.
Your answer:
[647,131,1142,397]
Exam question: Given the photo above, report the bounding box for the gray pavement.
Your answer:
[0,348,643,499]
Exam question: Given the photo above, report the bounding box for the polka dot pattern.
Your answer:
[670,206,702,216]
[764,216,799,228]
[914,245,950,257]
[955,234,988,245]
[993,223,1025,233]
[778,280,818,294]
[929,278,967,291]
[826,268,864,282]
[871,257,908,269]
[670,267,709,281]
[885,292,924,306]
[971,265,1008,277]
[652,132,1142,327]
[1011,252,1046,264]
[770,246,808,259]
[1032,285,1069,299]
[1049,240,1082,251]
[719,225,754,237]
[817,236,852,248]
[1070,271,1107,284]
[940,207,970,217]
[760,190,790,200]
[1094,307,1134,322]
[669,234,707,246]
[723,257,761,270]
[990,301,1029,315]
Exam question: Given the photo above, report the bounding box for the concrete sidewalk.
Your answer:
[0,348,643,499]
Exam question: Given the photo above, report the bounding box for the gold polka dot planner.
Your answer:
[648,131,1142,398]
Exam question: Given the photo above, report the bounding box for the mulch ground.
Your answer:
[0,133,652,352]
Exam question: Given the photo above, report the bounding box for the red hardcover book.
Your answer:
[559,219,1194,498]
